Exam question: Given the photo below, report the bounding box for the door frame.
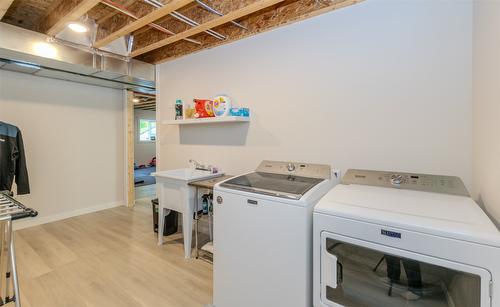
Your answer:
[124,90,135,207]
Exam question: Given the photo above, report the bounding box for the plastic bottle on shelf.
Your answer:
[175,99,183,120]
[202,194,209,214]
[185,102,195,119]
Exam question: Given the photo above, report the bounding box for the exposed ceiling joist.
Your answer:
[135,100,155,104]
[0,0,15,19]
[134,99,156,110]
[134,92,155,98]
[133,91,156,107]
[94,0,195,48]
[40,0,101,36]
[135,99,155,104]
[131,0,286,57]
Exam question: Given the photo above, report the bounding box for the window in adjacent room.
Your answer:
[139,119,156,142]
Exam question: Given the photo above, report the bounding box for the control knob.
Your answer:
[390,174,404,185]
[287,163,296,172]
[216,196,223,204]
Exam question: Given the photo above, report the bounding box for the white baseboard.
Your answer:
[13,201,124,231]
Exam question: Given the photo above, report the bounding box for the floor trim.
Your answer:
[13,201,124,230]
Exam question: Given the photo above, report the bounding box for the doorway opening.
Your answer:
[130,91,157,206]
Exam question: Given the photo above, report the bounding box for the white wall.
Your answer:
[0,70,125,229]
[134,109,156,166]
[157,0,473,189]
[473,0,500,224]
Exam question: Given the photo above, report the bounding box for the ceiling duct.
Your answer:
[0,22,155,94]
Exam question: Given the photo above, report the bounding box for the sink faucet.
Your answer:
[189,159,210,171]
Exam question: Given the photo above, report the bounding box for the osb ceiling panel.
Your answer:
[1,0,59,30]
[87,3,116,21]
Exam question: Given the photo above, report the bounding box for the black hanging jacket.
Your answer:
[0,122,30,194]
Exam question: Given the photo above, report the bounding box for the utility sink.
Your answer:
[152,168,224,258]
[153,168,222,182]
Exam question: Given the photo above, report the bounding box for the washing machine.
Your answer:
[213,160,340,307]
[313,169,500,307]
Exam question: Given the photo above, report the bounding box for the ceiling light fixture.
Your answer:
[67,22,88,33]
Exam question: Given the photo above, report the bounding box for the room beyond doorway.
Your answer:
[132,92,157,203]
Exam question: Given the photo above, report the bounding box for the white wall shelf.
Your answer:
[163,117,250,125]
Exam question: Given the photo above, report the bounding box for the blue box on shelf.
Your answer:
[229,107,250,117]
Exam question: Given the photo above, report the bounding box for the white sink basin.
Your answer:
[153,168,222,182]
[153,168,224,258]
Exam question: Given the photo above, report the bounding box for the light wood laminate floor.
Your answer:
[135,184,156,202]
[13,194,213,307]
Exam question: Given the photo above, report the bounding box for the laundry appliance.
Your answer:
[213,160,340,307]
[313,169,500,307]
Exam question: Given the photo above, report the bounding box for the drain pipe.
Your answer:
[101,0,201,45]
[195,0,247,30]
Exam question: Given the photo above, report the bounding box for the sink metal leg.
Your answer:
[194,217,199,259]
[194,187,200,259]
[208,209,213,242]
[157,205,165,246]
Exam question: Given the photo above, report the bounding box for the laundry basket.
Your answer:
[151,198,178,236]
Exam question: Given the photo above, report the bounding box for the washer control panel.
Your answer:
[341,169,469,196]
[256,160,332,179]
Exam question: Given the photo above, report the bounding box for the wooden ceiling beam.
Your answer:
[135,98,155,103]
[94,0,195,48]
[135,101,156,104]
[134,102,156,107]
[39,0,101,36]
[135,104,156,110]
[134,92,156,98]
[0,0,15,19]
[136,98,156,103]
[131,0,286,57]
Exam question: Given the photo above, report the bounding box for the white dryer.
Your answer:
[214,160,340,307]
[313,169,500,307]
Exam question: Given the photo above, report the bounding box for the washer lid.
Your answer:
[315,184,500,245]
[220,172,324,200]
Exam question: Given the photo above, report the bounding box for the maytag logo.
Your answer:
[381,229,402,239]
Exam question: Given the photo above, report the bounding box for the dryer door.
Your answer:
[320,232,492,307]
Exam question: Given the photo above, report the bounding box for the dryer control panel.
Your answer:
[341,169,469,196]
